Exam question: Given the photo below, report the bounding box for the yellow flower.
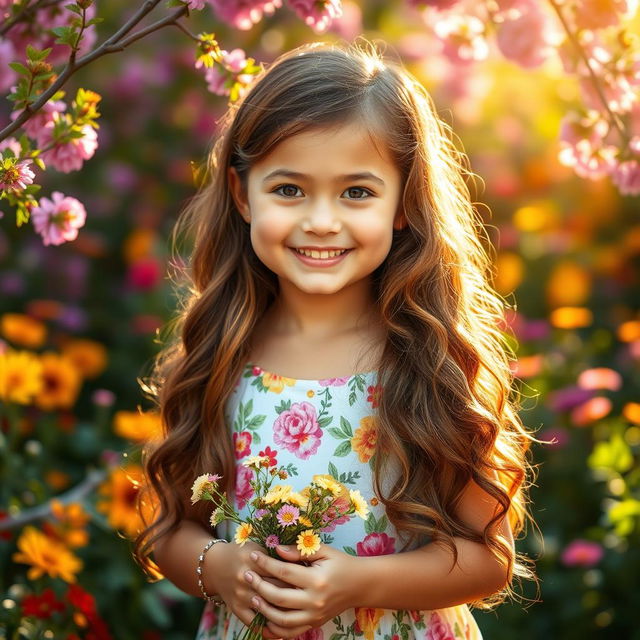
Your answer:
[349,489,369,519]
[97,465,156,539]
[113,410,163,442]
[298,516,313,528]
[45,500,90,549]
[0,313,46,348]
[242,455,271,469]
[60,339,108,379]
[33,352,82,411]
[354,607,385,640]
[235,522,253,546]
[263,484,292,505]
[351,416,377,463]
[312,474,343,497]
[0,349,43,404]
[296,529,321,557]
[12,526,83,583]
[285,491,308,508]
[190,473,221,504]
[262,372,296,393]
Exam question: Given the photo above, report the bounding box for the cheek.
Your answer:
[356,218,394,257]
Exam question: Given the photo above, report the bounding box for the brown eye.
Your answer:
[274,184,302,198]
[344,187,371,199]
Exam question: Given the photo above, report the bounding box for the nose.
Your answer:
[300,198,342,235]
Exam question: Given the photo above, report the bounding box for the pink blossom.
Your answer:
[425,611,456,640]
[288,0,343,33]
[0,158,35,193]
[39,122,98,173]
[233,431,253,459]
[255,509,269,519]
[31,191,86,246]
[356,532,396,556]
[560,539,604,567]
[205,66,229,96]
[327,1,361,40]
[611,158,640,195]
[276,504,300,527]
[235,464,254,509]
[91,389,116,407]
[273,401,322,460]
[495,0,557,68]
[0,137,21,157]
[292,629,323,640]
[570,396,612,426]
[265,534,280,548]
[11,99,66,141]
[433,15,489,65]
[209,0,282,30]
[201,601,218,631]
[186,0,208,9]
[559,110,609,148]
[558,138,617,180]
[127,257,162,291]
[0,38,17,93]
[577,367,622,391]
[573,0,636,30]
[319,495,350,532]
[318,377,349,386]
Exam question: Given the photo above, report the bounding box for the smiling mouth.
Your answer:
[291,247,351,259]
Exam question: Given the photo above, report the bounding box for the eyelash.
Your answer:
[271,184,374,200]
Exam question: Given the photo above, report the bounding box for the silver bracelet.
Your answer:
[196,538,228,605]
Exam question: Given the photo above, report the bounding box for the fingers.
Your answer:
[245,570,306,609]
[250,551,308,587]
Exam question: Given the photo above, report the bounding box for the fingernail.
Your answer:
[277,545,291,552]
[250,551,258,561]
[244,571,253,583]
[252,596,260,608]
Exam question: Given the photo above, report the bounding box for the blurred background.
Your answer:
[1,1,639,638]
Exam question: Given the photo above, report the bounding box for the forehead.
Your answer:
[250,121,398,179]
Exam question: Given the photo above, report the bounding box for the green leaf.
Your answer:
[588,433,633,474]
[65,4,83,15]
[318,416,333,428]
[364,512,376,535]
[86,17,104,26]
[333,441,351,457]
[340,416,353,437]
[26,45,52,61]
[8,62,30,77]
[328,427,345,440]
[343,546,357,556]
[251,432,261,445]
[328,462,339,480]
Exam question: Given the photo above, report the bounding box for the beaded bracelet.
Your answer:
[196,538,228,605]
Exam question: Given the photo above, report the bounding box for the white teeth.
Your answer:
[295,248,348,259]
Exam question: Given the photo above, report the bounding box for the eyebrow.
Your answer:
[262,169,385,187]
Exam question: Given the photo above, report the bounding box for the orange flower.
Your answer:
[0,349,43,404]
[113,410,163,442]
[43,499,91,548]
[12,526,83,583]
[0,313,46,348]
[33,352,82,411]
[354,607,384,640]
[262,372,296,393]
[549,307,592,329]
[97,465,156,539]
[351,416,377,463]
[61,339,108,379]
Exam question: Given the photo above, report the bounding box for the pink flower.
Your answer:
[127,257,162,291]
[292,629,324,640]
[577,367,622,391]
[570,396,612,426]
[0,38,17,93]
[0,158,35,193]
[233,431,253,459]
[39,122,98,173]
[276,504,299,527]
[573,0,635,30]
[433,15,489,65]
[356,532,396,556]
[11,99,66,141]
[273,401,322,460]
[209,0,282,30]
[425,611,456,640]
[255,509,269,519]
[495,0,557,68]
[318,377,349,386]
[559,110,609,148]
[611,158,640,195]
[560,539,604,567]
[235,465,254,509]
[288,0,343,33]
[265,534,280,548]
[186,0,208,9]
[320,495,350,532]
[31,191,87,246]
[558,138,617,180]
[0,137,22,157]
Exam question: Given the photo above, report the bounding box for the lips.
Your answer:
[289,247,352,266]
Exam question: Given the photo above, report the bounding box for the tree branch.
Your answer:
[0,468,107,531]
[0,1,189,143]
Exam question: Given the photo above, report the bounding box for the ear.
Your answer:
[228,166,251,223]
[393,206,407,231]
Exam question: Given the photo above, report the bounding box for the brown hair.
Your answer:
[133,39,541,609]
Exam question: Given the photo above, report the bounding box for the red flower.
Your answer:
[258,445,278,467]
[356,532,395,556]
[66,583,96,617]
[366,384,382,408]
[21,588,66,619]
[0,510,13,540]
[233,431,252,459]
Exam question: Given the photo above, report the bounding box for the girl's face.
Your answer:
[228,121,404,297]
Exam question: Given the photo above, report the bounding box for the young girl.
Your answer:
[133,40,540,640]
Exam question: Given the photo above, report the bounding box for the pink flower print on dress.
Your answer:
[425,612,456,640]
[319,376,350,386]
[233,431,252,459]
[235,464,254,509]
[356,532,396,556]
[319,495,350,532]
[292,628,324,640]
[273,401,323,459]
[201,601,217,630]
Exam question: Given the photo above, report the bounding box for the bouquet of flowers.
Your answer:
[191,455,369,640]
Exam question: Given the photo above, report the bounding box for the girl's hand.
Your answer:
[207,539,291,640]
[244,543,360,639]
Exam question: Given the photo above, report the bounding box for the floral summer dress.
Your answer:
[195,363,483,640]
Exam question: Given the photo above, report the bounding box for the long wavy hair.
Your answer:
[133,39,541,609]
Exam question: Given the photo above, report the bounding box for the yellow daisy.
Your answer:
[285,491,308,508]
[261,372,296,394]
[113,410,163,442]
[298,516,313,528]
[235,522,253,546]
[263,484,292,505]
[242,455,271,469]
[12,526,83,583]
[0,349,43,404]
[349,489,370,519]
[33,352,82,411]
[296,529,321,557]
[312,474,343,497]
[0,313,46,348]
[190,473,221,504]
